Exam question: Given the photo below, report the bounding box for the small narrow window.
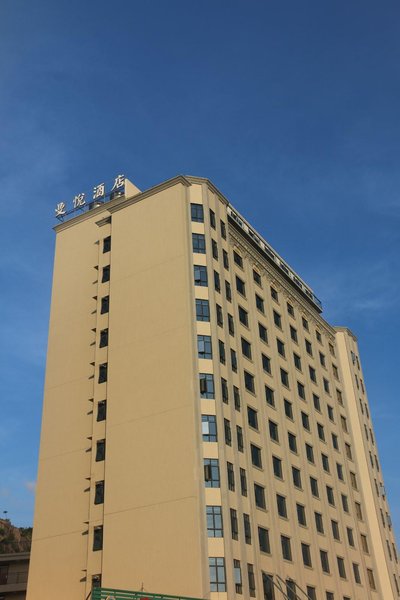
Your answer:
[98,363,108,383]
[209,208,216,228]
[101,265,110,283]
[93,525,103,551]
[99,328,109,348]
[97,400,107,422]
[94,480,105,505]
[96,439,106,462]
[103,236,111,253]
[100,295,109,314]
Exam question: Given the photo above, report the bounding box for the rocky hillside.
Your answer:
[0,519,32,553]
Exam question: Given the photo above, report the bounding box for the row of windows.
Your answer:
[208,556,376,596]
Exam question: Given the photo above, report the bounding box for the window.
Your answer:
[258,527,270,553]
[301,411,310,430]
[361,534,369,553]
[204,458,220,487]
[237,426,244,452]
[231,349,238,372]
[103,236,111,253]
[233,250,243,267]
[240,467,247,495]
[334,462,343,480]
[236,275,246,296]
[269,420,279,442]
[211,239,218,260]
[199,373,214,398]
[214,270,221,292]
[347,527,354,547]
[97,400,106,421]
[207,506,223,537]
[341,415,348,433]
[241,337,252,359]
[305,443,314,463]
[310,477,319,498]
[94,481,104,504]
[319,352,326,367]
[273,311,282,328]
[293,353,302,370]
[221,378,228,403]
[355,502,363,520]
[196,299,210,321]
[302,317,309,331]
[218,340,226,364]
[288,433,297,453]
[247,406,258,430]
[337,556,346,579]
[243,514,251,544]
[259,322,268,342]
[280,368,289,387]
[302,543,312,567]
[273,456,283,478]
[313,394,321,411]
[255,294,264,313]
[277,338,285,357]
[98,363,108,383]
[315,512,324,533]
[331,520,340,541]
[254,483,266,509]
[100,295,109,314]
[234,386,241,410]
[353,562,361,584]
[191,203,204,222]
[287,302,294,316]
[251,444,262,468]
[238,306,248,326]
[209,557,226,592]
[345,443,352,460]
[209,208,216,228]
[220,220,226,239]
[337,388,343,405]
[92,574,102,588]
[225,281,232,301]
[96,439,105,461]
[329,342,335,356]
[234,560,242,593]
[316,330,322,342]
[223,249,229,269]
[227,462,235,491]
[253,270,261,286]
[194,265,208,286]
[322,454,330,472]
[297,381,305,400]
[102,265,110,282]
[290,325,298,342]
[262,353,271,373]
[224,419,232,446]
[281,535,292,561]
[332,364,339,379]
[323,378,330,394]
[326,486,335,506]
[262,574,276,600]
[320,550,330,573]
[230,508,238,540]
[309,366,316,383]
[305,339,313,356]
[317,423,325,441]
[332,433,339,450]
[197,335,212,359]
[93,525,103,551]
[341,494,349,513]
[264,387,274,408]
[277,494,287,518]
[192,233,206,254]
[284,399,293,419]
[327,405,334,422]
[350,472,358,490]
[248,564,256,597]
[244,371,255,393]
[367,569,376,590]
[326,594,334,600]
[306,587,316,600]
[228,314,235,335]
[270,287,279,302]
[292,467,302,488]
[216,304,223,327]
[202,415,217,442]
[297,503,306,526]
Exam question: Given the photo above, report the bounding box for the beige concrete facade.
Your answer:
[27,175,399,600]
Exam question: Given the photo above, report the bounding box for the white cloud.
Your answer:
[24,481,36,494]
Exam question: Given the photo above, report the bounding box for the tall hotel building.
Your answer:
[28,175,399,600]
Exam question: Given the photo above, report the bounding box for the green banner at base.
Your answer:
[92,588,205,600]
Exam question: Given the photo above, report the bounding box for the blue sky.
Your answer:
[0,0,399,539]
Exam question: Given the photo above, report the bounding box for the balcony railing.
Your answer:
[0,571,28,585]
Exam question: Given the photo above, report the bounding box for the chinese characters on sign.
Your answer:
[55,175,125,220]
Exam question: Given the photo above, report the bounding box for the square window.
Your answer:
[241,337,252,359]
[320,550,330,573]
[236,275,246,296]
[196,299,210,321]
[192,233,206,254]
[244,371,255,393]
[256,294,265,313]
[293,353,301,370]
[284,399,293,419]
[233,250,243,267]
[290,325,298,342]
[271,287,279,302]
[254,483,266,508]
[269,420,279,442]
[247,406,258,430]
[302,317,309,331]
[287,302,294,316]
[262,353,271,373]
[265,385,275,407]
[200,373,214,398]
[258,527,270,553]
[253,270,262,286]
[204,458,220,488]
[202,415,217,442]
[273,311,282,328]
[280,368,289,388]
[259,323,268,342]
[281,535,292,561]
[301,543,312,567]
[297,503,306,526]
[102,236,111,253]
[292,466,302,488]
[277,338,285,357]
[198,335,212,359]
[288,433,297,453]
[194,265,208,286]
[277,494,287,518]
[239,306,248,326]
[272,455,283,478]
[251,444,262,468]
[191,203,204,222]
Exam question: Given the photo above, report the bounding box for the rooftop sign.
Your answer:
[55,174,125,221]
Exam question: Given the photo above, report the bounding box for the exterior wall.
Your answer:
[336,328,400,599]
[0,552,29,599]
